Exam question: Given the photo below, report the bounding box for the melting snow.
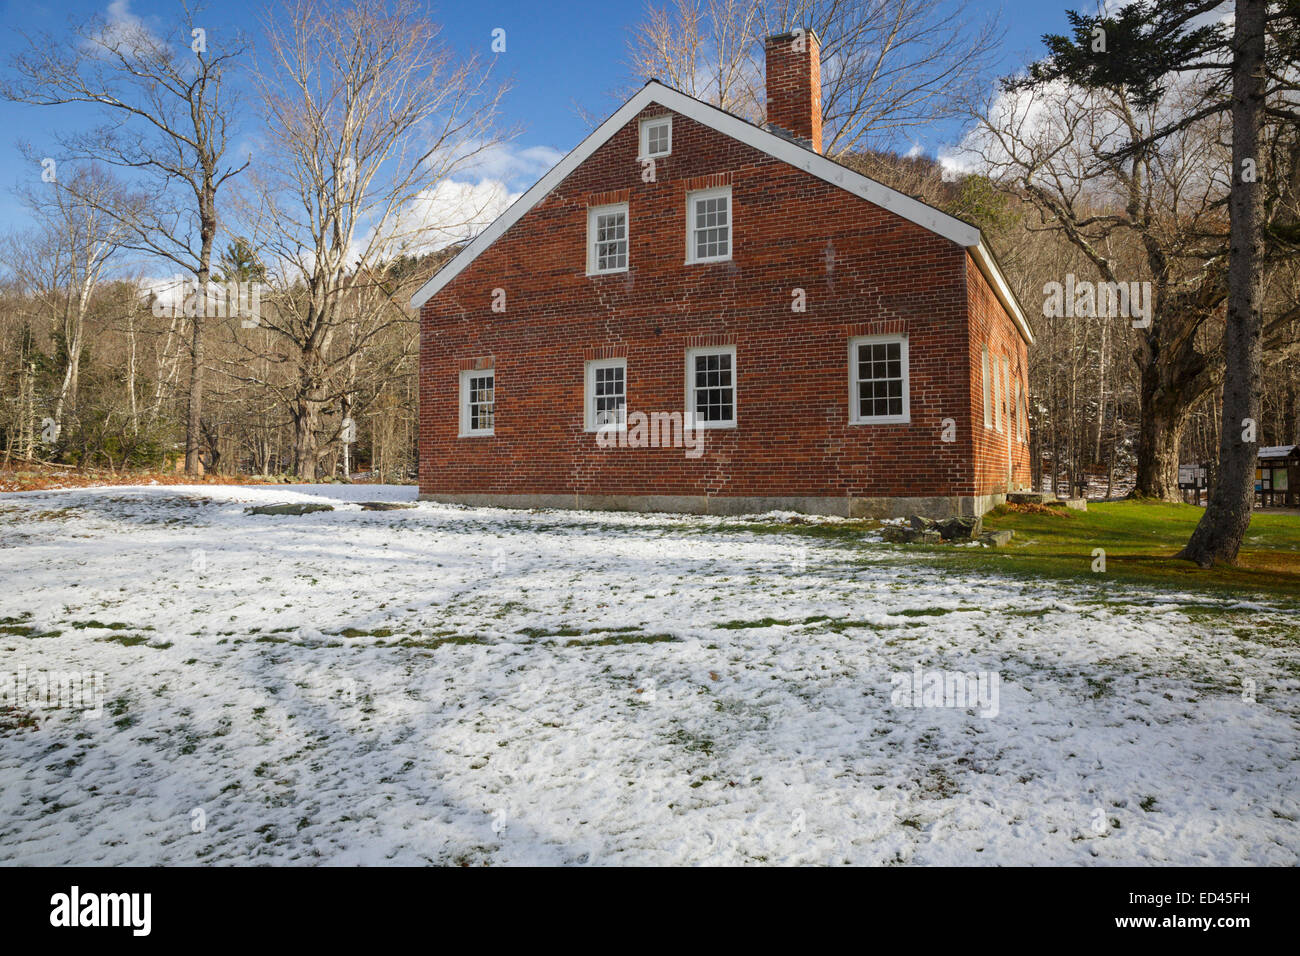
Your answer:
[0,484,1295,865]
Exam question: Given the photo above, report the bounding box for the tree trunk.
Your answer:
[186,185,217,476]
[185,274,207,475]
[1134,366,1188,500]
[293,399,319,479]
[1179,0,1266,567]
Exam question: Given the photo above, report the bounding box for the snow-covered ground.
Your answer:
[0,484,1296,865]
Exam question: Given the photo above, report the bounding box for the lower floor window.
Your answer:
[850,334,909,424]
[586,358,627,430]
[686,346,736,427]
[460,370,495,436]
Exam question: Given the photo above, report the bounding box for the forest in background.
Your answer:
[0,0,1296,500]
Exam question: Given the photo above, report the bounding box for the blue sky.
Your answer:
[0,0,1081,237]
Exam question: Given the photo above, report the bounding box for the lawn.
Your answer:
[971,501,1300,599]
[712,499,1300,601]
[0,484,1296,865]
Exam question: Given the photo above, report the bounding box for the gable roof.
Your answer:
[410,81,1034,345]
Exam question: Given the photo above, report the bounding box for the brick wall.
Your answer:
[418,104,1029,505]
[967,255,1033,495]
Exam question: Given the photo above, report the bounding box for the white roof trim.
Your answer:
[410,81,1033,345]
[971,240,1034,346]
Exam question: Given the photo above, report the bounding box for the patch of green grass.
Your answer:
[0,705,39,733]
[717,616,798,630]
[336,627,394,639]
[918,501,1300,600]
[517,625,586,638]
[97,634,150,647]
[397,634,488,649]
[666,728,715,756]
[565,632,677,647]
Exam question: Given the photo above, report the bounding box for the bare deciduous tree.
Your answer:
[4,3,249,474]
[626,0,1000,155]
[238,0,508,477]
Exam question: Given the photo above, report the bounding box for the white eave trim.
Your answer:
[410,82,1034,345]
[971,241,1035,346]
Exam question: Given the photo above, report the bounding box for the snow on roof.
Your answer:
[1258,445,1298,459]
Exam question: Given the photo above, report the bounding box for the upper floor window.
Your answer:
[585,358,627,431]
[459,369,495,437]
[587,202,628,275]
[849,334,909,424]
[639,116,672,159]
[685,187,731,264]
[686,346,736,428]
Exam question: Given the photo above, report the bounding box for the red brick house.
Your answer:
[411,31,1033,518]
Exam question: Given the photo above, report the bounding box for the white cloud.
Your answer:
[347,141,565,263]
[463,143,564,189]
[87,0,160,53]
[396,178,518,254]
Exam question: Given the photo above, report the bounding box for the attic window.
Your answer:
[640,116,672,159]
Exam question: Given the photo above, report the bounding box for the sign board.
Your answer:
[1178,464,1207,489]
[1275,469,1289,492]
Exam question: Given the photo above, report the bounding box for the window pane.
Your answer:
[692,195,730,260]
[593,210,627,271]
[691,351,734,423]
[853,339,905,420]
[466,373,494,430]
[592,363,626,426]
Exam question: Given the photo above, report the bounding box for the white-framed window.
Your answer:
[584,357,627,431]
[639,115,672,159]
[459,369,495,437]
[685,346,737,428]
[685,186,731,264]
[1001,356,1011,435]
[981,345,992,429]
[587,202,628,275]
[993,354,1003,433]
[1013,379,1021,443]
[849,334,909,424]
[1018,382,1028,443]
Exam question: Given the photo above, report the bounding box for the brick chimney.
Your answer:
[765,29,822,154]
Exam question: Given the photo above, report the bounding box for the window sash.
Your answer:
[586,359,627,431]
[1001,356,1011,436]
[587,203,628,274]
[849,335,909,424]
[686,347,736,427]
[640,117,671,158]
[993,356,1003,433]
[686,188,731,263]
[981,346,992,428]
[460,370,495,436]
